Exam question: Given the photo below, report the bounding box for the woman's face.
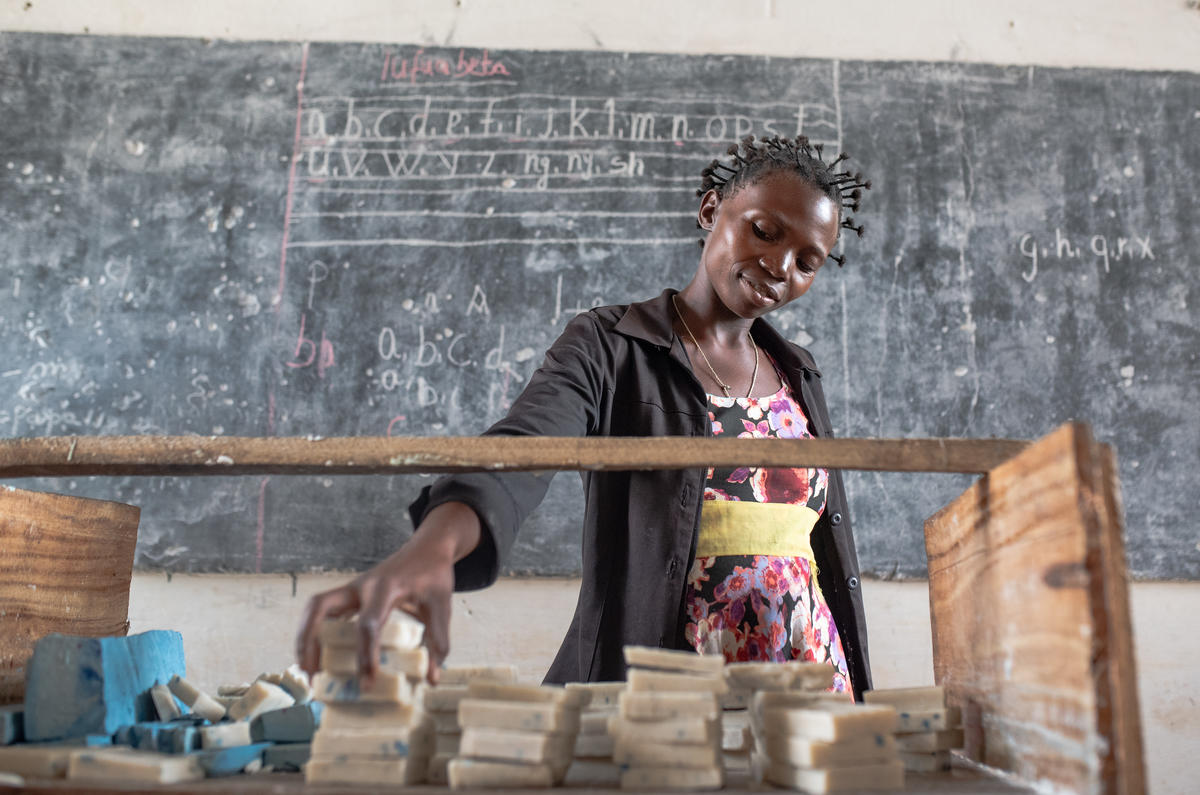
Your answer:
[698,172,840,319]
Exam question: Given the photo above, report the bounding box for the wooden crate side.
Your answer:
[0,487,139,704]
[925,422,1104,793]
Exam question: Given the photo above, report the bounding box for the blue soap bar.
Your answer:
[129,721,175,750]
[263,742,310,771]
[0,705,24,745]
[24,630,186,741]
[193,742,269,777]
[250,701,323,743]
[163,724,201,754]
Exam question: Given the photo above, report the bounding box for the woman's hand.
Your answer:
[294,501,482,686]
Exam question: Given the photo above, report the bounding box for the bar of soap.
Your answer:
[580,711,615,735]
[750,689,849,718]
[447,757,555,789]
[0,706,24,746]
[194,743,269,777]
[627,667,728,695]
[763,758,905,792]
[759,701,898,742]
[438,665,519,686]
[24,631,186,741]
[624,646,725,676]
[217,683,251,698]
[318,610,424,651]
[227,680,295,722]
[312,671,418,703]
[322,644,429,678]
[250,701,323,743]
[319,701,418,731]
[67,748,204,784]
[168,676,227,722]
[618,691,719,722]
[612,738,720,769]
[864,686,945,710]
[426,752,453,785]
[896,728,963,752]
[199,721,252,749]
[432,711,461,733]
[565,681,627,709]
[460,727,575,765]
[457,698,580,734]
[311,724,432,759]
[305,754,422,785]
[149,684,183,722]
[609,714,718,745]
[900,749,952,772]
[895,706,962,733]
[761,731,896,767]
[434,732,461,755]
[263,742,310,772]
[0,744,75,778]
[466,681,585,707]
[573,732,614,758]
[565,758,623,787]
[619,765,723,791]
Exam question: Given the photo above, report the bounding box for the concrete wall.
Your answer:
[6,2,1198,792]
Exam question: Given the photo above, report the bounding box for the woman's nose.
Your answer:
[760,250,795,279]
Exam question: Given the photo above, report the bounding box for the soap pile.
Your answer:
[864,686,963,772]
[562,681,624,785]
[751,689,904,793]
[304,611,434,786]
[420,665,518,785]
[610,646,727,791]
[448,680,584,788]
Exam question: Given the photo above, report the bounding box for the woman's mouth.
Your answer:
[740,274,779,307]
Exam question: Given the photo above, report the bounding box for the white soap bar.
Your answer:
[167,674,227,722]
[579,711,615,735]
[759,701,898,742]
[624,646,725,676]
[766,758,905,792]
[150,683,182,721]
[896,706,962,733]
[565,681,626,708]
[460,727,575,765]
[276,664,313,703]
[447,758,555,789]
[312,671,418,704]
[305,754,422,785]
[432,711,461,733]
[726,663,794,691]
[619,691,719,721]
[750,689,849,719]
[627,667,728,695]
[422,685,470,713]
[68,749,203,784]
[573,732,614,758]
[564,759,622,787]
[722,688,753,709]
[865,686,946,711]
[466,680,586,707]
[217,683,251,697]
[609,714,719,745]
[318,610,424,651]
[0,744,75,778]
[200,721,253,749]
[761,731,896,767]
[619,765,723,791]
[896,728,964,752]
[900,749,952,772]
[423,752,451,785]
[438,665,518,686]
[434,732,461,755]
[723,722,751,751]
[318,701,419,730]
[227,680,295,721]
[613,738,719,769]
[457,698,580,734]
[321,644,429,679]
[311,721,433,758]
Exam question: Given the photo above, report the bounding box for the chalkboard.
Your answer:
[1,33,1196,579]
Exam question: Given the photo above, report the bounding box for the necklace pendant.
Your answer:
[720,384,731,397]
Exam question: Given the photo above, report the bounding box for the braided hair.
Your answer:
[697,135,871,266]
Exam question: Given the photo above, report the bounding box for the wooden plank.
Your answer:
[0,487,139,705]
[924,422,1145,794]
[0,435,1027,478]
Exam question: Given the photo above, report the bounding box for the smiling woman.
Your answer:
[295,135,877,700]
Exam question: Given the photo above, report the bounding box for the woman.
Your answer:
[296,135,874,700]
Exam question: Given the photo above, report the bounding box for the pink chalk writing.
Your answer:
[286,313,335,378]
[380,48,511,84]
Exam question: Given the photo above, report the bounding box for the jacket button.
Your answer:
[830,512,843,527]
[846,576,859,590]
[667,557,679,578]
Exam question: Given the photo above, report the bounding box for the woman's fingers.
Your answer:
[420,586,453,686]
[295,585,361,676]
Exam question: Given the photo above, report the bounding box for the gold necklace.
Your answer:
[672,294,759,398]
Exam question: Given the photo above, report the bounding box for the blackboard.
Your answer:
[1,33,1196,579]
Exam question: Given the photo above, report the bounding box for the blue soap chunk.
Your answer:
[263,742,310,771]
[250,701,323,743]
[129,721,179,750]
[163,724,201,754]
[193,743,270,777]
[0,705,24,745]
[24,630,186,741]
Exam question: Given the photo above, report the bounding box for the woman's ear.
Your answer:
[697,188,721,232]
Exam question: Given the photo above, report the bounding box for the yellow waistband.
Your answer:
[695,500,819,561]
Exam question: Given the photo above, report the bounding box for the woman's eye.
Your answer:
[752,223,774,242]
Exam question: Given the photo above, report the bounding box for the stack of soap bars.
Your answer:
[609,646,727,791]
[304,611,434,786]
[562,681,624,785]
[864,686,963,772]
[420,665,518,785]
[724,660,837,774]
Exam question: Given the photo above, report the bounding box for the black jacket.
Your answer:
[410,289,873,699]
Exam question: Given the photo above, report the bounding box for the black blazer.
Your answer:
[410,288,873,699]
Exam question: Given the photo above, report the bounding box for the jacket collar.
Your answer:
[614,288,822,377]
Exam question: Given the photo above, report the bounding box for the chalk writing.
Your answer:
[1018,230,1155,281]
[379,48,512,85]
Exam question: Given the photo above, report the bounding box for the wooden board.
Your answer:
[0,487,140,705]
[0,435,1027,478]
[924,422,1145,794]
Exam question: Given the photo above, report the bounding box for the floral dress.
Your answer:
[683,362,852,695]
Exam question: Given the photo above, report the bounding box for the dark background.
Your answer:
[1,34,1195,579]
